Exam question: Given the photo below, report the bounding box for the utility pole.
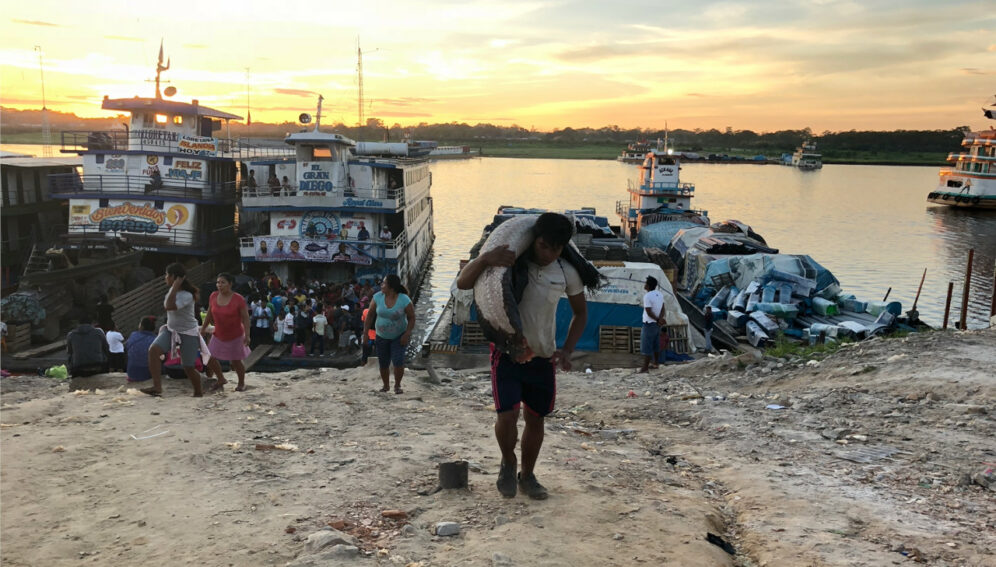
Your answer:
[245,68,251,137]
[34,45,52,157]
[357,38,364,127]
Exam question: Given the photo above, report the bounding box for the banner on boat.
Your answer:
[68,198,195,242]
[269,211,377,241]
[177,135,219,157]
[252,236,373,265]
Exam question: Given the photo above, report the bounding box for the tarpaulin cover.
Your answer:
[638,221,703,249]
[1,292,47,325]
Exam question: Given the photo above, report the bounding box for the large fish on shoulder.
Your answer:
[473,214,602,360]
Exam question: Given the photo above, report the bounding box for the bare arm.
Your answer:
[552,292,587,371]
[240,300,251,345]
[400,302,416,345]
[455,245,515,290]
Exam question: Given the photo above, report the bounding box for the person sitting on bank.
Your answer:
[126,316,159,382]
[67,315,110,377]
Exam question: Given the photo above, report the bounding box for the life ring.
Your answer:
[972,196,981,205]
[942,194,950,200]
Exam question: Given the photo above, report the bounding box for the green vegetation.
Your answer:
[1,106,960,165]
[765,332,851,359]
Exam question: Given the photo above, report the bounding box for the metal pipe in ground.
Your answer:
[960,249,974,330]
[990,259,995,318]
[943,282,954,330]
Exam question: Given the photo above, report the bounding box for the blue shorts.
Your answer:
[375,335,406,369]
[640,322,661,356]
[490,344,556,417]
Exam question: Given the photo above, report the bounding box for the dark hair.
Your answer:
[532,212,574,248]
[166,262,199,300]
[383,274,408,296]
[646,276,658,290]
[139,316,156,332]
[217,272,235,285]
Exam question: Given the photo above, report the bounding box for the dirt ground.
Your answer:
[1,328,993,566]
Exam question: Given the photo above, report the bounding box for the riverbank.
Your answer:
[2,139,949,166]
[1,328,992,566]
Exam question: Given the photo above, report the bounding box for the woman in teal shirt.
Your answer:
[363,274,416,393]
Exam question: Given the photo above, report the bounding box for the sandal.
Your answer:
[140,387,162,397]
[379,387,390,393]
[394,387,403,394]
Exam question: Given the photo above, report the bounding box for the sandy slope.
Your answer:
[1,329,993,566]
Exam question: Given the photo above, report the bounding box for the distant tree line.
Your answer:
[1,106,970,153]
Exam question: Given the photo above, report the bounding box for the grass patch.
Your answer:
[765,332,850,359]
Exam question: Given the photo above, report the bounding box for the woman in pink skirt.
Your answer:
[201,272,251,391]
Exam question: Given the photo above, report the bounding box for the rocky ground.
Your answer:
[1,328,993,566]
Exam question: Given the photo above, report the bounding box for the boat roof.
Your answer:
[0,156,82,167]
[285,130,356,146]
[101,96,242,120]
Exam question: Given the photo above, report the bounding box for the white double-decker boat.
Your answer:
[238,97,434,294]
[927,102,996,209]
[791,141,822,170]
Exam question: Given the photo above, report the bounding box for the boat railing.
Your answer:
[629,178,695,195]
[234,138,296,160]
[48,173,240,201]
[615,200,636,218]
[59,130,243,157]
[241,183,406,207]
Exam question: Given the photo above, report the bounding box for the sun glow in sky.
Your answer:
[1,0,994,132]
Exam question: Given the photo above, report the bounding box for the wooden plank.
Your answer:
[267,344,289,358]
[12,339,66,359]
[243,344,273,371]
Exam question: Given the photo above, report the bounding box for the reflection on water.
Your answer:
[416,159,996,334]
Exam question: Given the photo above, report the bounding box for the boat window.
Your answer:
[173,115,183,125]
[154,114,168,129]
[312,147,332,159]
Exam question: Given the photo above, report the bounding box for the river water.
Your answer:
[6,144,994,332]
[421,157,996,332]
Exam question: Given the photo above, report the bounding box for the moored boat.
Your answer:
[791,140,822,170]
[238,97,434,296]
[428,145,478,160]
[926,102,996,209]
[616,139,665,164]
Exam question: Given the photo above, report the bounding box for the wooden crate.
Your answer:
[663,324,691,354]
[460,322,488,346]
[599,325,633,353]
[5,323,32,353]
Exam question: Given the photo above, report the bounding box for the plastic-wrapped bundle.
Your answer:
[732,288,748,311]
[808,323,839,341]
[761,284,777,303]
[746,292,761,312]
[727,310,749,329]
[746,321,769,347]
[726,286,741,310]
[749,311,780,334]
[753,302,800,319]
[812,297,840,316]
[865,300,902,316]
[836,294,867,313]
[779,283,793,303]
[709,286,732,309]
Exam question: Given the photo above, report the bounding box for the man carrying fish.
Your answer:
[457,212,601,500]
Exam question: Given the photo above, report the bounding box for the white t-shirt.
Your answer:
[253,305,272,328]
[166,290,198,332]
[642,290,664,324]
[281,313,295,335]
[519,259,583,358]
[106,330,125,353]
[313,314,328,335]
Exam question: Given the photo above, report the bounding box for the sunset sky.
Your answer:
[1,0,994,132]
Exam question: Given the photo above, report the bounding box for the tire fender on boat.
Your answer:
[942,194,950,200]
[972,196,981,205]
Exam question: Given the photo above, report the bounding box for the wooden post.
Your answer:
[911,268,927,311]
[943,282,954,330]
[960,249,974,330]
[991,259,996,318]
[882,287,892,301]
